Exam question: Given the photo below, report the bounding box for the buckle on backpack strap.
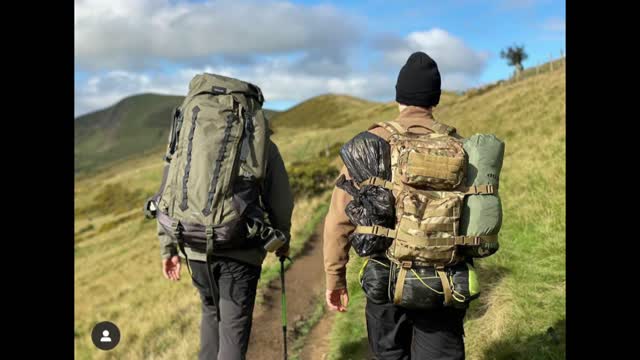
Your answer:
[205,226,214,241]
[401,261,412,269]
[361,178,374,187]
[170,220,181,238]
[473,236,482,245]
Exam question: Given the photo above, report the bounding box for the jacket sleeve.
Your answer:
[262,140,294,241]
[157,222,178,259]
[155,158,178,260]
[322,165,355,290]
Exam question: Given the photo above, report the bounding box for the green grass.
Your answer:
[327,253,369,360]
[269,94,372,129]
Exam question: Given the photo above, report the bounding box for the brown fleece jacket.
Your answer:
[322,105,462,290]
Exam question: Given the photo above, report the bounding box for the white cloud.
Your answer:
[75,71,181,116]
[75,26,492,116]
[74,61,393,117]
[74,0,361,69]
[74,1,492,116]
[379,29,489,91]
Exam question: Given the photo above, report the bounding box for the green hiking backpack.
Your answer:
[146,73,271,257]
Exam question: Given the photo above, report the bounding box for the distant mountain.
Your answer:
[74,93,279,175]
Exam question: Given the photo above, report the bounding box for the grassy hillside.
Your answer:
[74,63,565,359]
[74,93,279,176]
[75,94,183,175]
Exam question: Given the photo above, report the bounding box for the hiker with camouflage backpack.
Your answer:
[146,74,294,360]
[323,52,504,360]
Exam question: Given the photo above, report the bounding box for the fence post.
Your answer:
[550,54,554,71]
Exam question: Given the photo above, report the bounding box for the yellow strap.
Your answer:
[369,258,390,268]
[462,184,496,195]
[358,258,369,283]
[393,261,413,304]
[436,268,453,305]
[355,225,397,238]
[410,269,444,294]
[358,177,395,190]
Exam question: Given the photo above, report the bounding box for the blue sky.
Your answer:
[74,0,565,116]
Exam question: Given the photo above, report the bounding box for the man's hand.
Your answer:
[275,242,290,258]
[326,288,349,312]
[162,255,181,281]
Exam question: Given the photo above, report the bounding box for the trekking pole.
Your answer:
[279,256,291,360]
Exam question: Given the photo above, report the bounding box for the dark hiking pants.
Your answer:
[189,257,261,360]
[365,300,466,360]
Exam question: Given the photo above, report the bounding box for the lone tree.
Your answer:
[501,44,528,76]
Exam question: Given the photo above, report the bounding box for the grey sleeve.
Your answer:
[157,222,178,259]
[262,140,294,240]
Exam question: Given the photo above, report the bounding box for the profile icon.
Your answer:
[100,330,112,343]
[91,321,120,350]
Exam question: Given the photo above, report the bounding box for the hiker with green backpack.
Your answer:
[323,52,504,359]
[145,74,294,360]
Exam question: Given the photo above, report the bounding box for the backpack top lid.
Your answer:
[188,73,264,105]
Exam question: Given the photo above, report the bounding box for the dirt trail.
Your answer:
[298,309,336,360]
[247,221,330,360]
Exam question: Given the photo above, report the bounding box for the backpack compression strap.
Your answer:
[355,225,498,246]
[393,261,412,304]
[357,177,496,195]
[435,265,454,306]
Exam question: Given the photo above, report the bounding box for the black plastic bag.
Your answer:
[339,131,392,183]
[336,131,395,256]
[359,256,391,304]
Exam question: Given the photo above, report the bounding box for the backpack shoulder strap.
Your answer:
[369,121,406,140]
[400,118,456,135]
[428,121,456,135]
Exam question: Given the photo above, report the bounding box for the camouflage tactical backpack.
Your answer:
[145,73,270,258]
[353,120,502,306]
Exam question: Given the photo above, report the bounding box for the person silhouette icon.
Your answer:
[100,330,112,343]
[92,321,120,350]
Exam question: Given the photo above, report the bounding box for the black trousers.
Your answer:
[189,257,261,360]
[365,300,466,360]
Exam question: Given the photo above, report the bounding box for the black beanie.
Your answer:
[395,52,441,108]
